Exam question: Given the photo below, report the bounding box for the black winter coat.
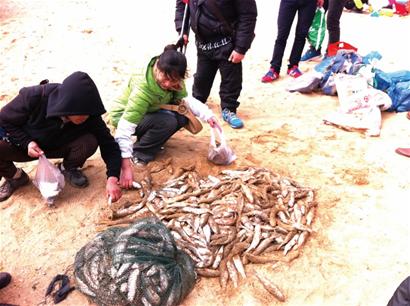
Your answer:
[0,71,121,178]
[175,0,257,54]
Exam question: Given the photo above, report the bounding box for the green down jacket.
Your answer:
[109,56,187,127]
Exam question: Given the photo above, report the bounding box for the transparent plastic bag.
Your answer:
[33,155,65,205]
[207,127,236,165]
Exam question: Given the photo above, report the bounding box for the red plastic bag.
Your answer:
[327,41,358,57]
[207,127,236,165]
[33,155,65,205]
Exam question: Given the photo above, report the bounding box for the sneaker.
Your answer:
[0,272,11,289]
[261,67,279,83]
[300,47,322,62]
[58,164,88,188]
[0,169,30,202]
[287,65,303,78]
[222,109,244,129]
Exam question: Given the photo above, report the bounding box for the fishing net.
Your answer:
[74,217,196,306]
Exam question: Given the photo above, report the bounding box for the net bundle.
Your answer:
[74,217,196,306]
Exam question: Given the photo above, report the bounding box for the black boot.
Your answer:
[58,164,88,188]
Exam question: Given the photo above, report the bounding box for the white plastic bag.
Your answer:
[207,127,236,165]
[33,155,65,205]
[323,74,391,136]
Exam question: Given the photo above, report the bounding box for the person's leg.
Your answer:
[46,133,98,170]
[192,49,219,104]
[326,0,345,47]
[288,0,317,69]
[132,111,187,163]
[46,133,98,188]
[216,42,242,113]
[387,276,410,306]
[0,140,32,201]
[269,0,299,73]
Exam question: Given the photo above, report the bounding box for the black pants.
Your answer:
[0,133,98,179]
[132,110,188,163]
[270,0,316,72]
[326,0,346,47]
[193,42,242,113]
[388,276,410,306]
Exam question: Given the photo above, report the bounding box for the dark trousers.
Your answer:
[0,133,98,179]
[270,0,317,72]
[388,276,410,306]
[326,0,346,46]
[132,110,188,163]
[193,42,242,113]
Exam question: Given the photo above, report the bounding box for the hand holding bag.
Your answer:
[207,127,236,165]
[33,155,65,205]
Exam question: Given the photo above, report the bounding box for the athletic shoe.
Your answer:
[261,67,280,83]
[300,47,322,62]
[287,65,303,78]
[222,109,244,129]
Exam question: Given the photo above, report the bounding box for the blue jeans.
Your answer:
[270,0,317,72]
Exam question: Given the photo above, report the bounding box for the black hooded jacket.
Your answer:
[0,71,121,178]
[175,0,257,54]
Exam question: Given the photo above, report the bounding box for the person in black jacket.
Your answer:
[175,0,257,129]
[387,276,410,306]
[0,71,122,203]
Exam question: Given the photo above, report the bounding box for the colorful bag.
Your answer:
[327,41,358,57]
[307,7,326,51]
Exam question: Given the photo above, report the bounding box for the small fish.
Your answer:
[255,273,286,302]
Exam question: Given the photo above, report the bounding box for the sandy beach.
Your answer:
[0,1,409,305]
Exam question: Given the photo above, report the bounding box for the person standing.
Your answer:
[301,0,347,61]
[262,0,320,83]
[175,0,257,129]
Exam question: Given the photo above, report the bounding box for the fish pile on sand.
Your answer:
[100,166,317,299]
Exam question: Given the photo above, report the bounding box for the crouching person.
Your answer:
[109,44,220,189]
[0,71,122,203]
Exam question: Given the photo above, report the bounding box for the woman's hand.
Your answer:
[27,141,44,158]
[207,117,222,132]
[119,158,134,189]
[106,176,122,202]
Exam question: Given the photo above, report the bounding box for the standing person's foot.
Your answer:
[57,164,89,188]
[300,47,322,62]
[261,67,280,83]
[395,148,410,158]
[222,109,244,129]
[0,272,11,289]
[287,65,303,78]
[0,170,30,202]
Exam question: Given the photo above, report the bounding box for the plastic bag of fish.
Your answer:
[208,127,236,165]
[73,217,196,306]
[33,155,65,206]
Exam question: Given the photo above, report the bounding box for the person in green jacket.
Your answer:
[109,44,220,189]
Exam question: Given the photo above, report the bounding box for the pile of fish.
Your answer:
[105,167,317,290]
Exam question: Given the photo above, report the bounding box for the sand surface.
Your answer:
[0,1,409,305]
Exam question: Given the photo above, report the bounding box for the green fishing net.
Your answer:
[74,217,196,306]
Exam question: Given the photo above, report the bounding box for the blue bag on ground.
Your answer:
[374,69,410,111]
